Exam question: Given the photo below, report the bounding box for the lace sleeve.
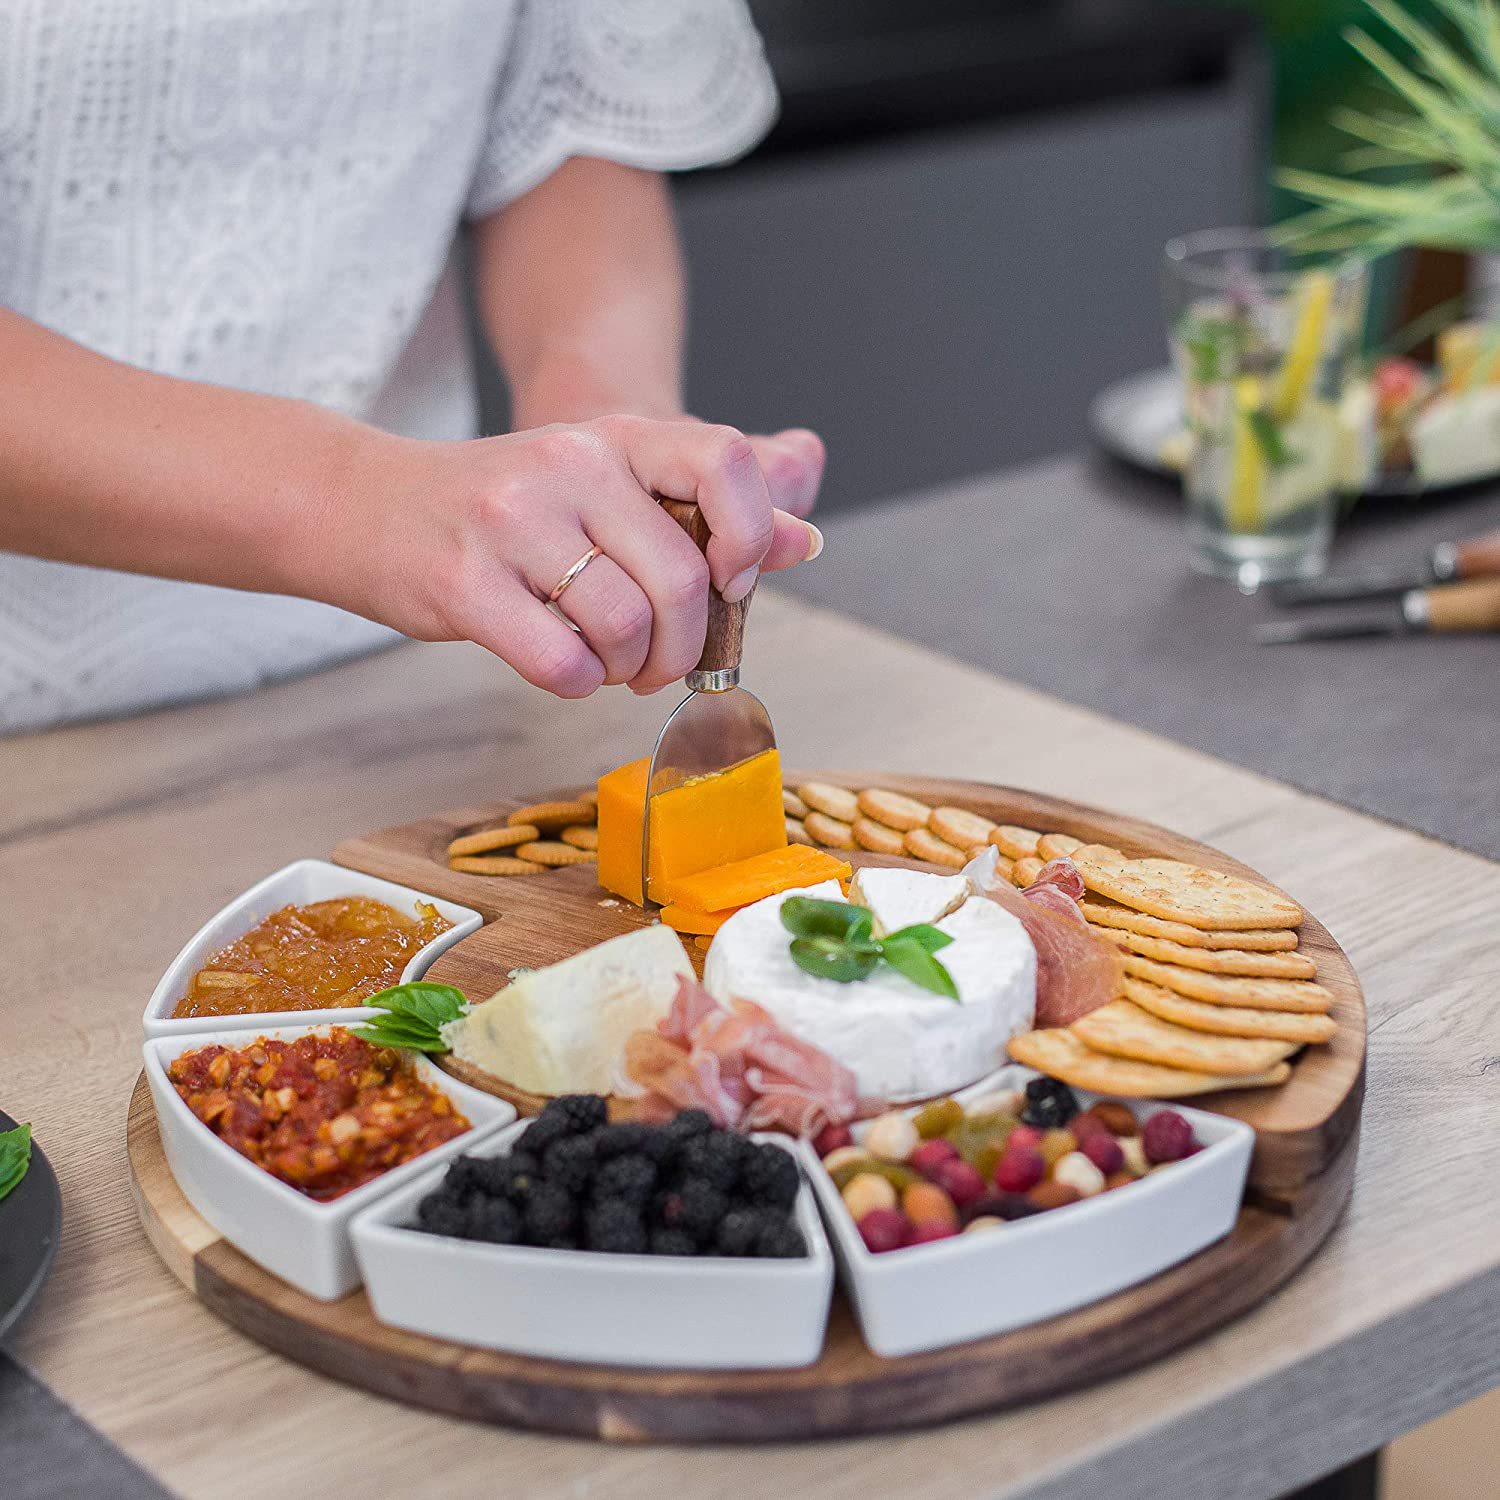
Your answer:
[466,0,777,219]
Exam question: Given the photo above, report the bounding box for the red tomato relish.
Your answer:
[168,1028,468,1201]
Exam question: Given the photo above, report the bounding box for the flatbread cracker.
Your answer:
[1069,846,1303,931]
[1079,897,1298,951]
[852,816,906,856]
[1011,856,1045,887]
[1122,954,1333,1013]
[447,823,539,858]
[559,825,599,851]
[1007,1028,1292,1098]
[1123,976,1337,1044]
[929,806,996,850]
[516,840,595,867]
[1104,930,1315,979]
[1072,1000,1298,1075]
[786,817,811,845]
[989,825,1041,860]
[805,810,856,849]
[856,788,932,832]
[798,782,860,822]
[783,788,809,820]
[448,854,547,876]
[508,799,595,831]
[904,826,968,868]
[1036,832,1084,862]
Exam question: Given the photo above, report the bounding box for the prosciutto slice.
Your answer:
[961,847,1122,1028]
[619,977,868,1137]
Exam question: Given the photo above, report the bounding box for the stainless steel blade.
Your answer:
[1267,565,1433,607]
[1254,604,1412,645]
[640,685,777,905]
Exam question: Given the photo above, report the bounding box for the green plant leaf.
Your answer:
[877,938,960,1001]
[780,897,873,945]
[789,936,881,984]
[0,1123,33,1203]
[880,923,954,955]
[1246,409,1301,470]
[363,982,468,1030]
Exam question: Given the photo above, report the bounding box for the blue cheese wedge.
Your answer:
[705,880,1036,1101]
[443,925,693,1095]
[848,867,969,937]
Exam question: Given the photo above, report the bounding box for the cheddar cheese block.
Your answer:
[665,844,854,914]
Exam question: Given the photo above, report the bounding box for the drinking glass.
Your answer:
[1163,229,1368,589]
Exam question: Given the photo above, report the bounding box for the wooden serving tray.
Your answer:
[128,773,1366,1441]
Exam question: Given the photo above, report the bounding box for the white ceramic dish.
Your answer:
[803,1065,1254,1358]
[144,1024,516,1300]
[351,1123,835,1369]
[143,859,482,1040]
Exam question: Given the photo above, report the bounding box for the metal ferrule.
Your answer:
[686,667,739,693]
[1430,542,1459,582]
[1401,588,1430,629]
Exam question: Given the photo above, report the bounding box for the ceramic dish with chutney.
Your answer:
[143,860,482,1041]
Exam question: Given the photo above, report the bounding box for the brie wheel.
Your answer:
[849,867,969,937]
[705,877,1037,1101]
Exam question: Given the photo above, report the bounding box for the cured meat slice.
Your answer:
[618,977,865,1136]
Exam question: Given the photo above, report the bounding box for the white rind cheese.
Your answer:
[849,866,969,937]
[705,878,1036,1101]
[444,924,693,1095]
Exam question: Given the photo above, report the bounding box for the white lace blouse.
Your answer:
[0,0,775,734]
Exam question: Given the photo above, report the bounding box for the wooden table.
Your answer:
[3,590,1497,1500]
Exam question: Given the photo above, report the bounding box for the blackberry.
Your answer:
[593,1153,656,1206]
[675,1179,730,1243]
[594,1122,661,1161]
[516,1114,572,1155]
[754,1219,805,1259]
[466,1196,523,1245]
[539,1094,608,1135]
[677,1132,743,1194]
[415,1192,468,1239]
[713,1207,762,1257]
[1020,1077,1079,1130]
[542,1133,599,1193]
[649,1227,699,1257]
[665,1109,714,1146]
[522,1182,576,1245]
[585,1199,648,1254]
[440,1155,485,1197]
[740,1142,799,1208]
[470,1155,522,1198]
[654,1188,685,1230]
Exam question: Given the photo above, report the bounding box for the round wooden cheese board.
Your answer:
[129,772,1365,1440]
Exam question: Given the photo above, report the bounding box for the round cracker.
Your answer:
[448,854,547,876]
[1070,846,1303,931]
[929,805,996,850]
[515,840,596,867]
[1121,954,1332,1013]
[856,787,932,833]
[804,811,856,849]
[903,826,968,869]
[1079,898,1298,951]
[786,817,812,846]
[1036,832,1084,862]
[1104,930,1315,979]
[798,781,859,823]
[508,799,595,832]
[1072,1000,1298,1076]
[559,825,599,851]
[990,825,1041,860]
[852,816,906,856]
[1011,856,1045,887]
[447,823,539,858]
[1122,976,1336,1044]
[1007,1028,1292,1098]
[783,788,809,820]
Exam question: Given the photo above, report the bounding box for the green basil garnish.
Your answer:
[0,1122,33,1203]
[352,981,469,1053]
[780,899,959,1001]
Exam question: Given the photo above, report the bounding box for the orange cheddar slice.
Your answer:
[660,904,741,937]
[664,844,854,915]
[596,749,786,906]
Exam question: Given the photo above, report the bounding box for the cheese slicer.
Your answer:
[641,500,777,906]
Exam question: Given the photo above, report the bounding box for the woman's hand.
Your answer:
[350,415,825,699]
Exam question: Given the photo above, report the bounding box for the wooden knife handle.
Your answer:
[659,498,753,687]
[1424,576,1500,632]
[1453,529,1500,579]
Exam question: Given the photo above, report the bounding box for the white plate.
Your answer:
[351,1123,835,1369]
[803,1065,1253,1358]
[144,1024,516,1300]
[143,859,482,1040]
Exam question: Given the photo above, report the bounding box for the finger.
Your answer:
[462,574,606,699]
[761,508,825,574]
[747,429,826,519]
[609,417,774,598]
[552,553,653,685]
[582,499,712,695]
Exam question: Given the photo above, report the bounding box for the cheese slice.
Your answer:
[443,925,693,1095]
[705,881,1036,1101]
[848,867,969,938]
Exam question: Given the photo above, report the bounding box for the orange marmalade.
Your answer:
[171,897,451,1019]
[168,1029,469,1200]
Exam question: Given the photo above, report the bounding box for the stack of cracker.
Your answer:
[787,781,1002,869]
[445,797,598,877]
[1000,831,1334,1098]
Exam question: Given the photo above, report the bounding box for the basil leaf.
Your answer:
[0,1123,33,1203]
[789,936,881,984]
[780,898,873,945]
[364,982,468,1029]
[878,938,960,1001]
[350,1022,452,1054]
[880,923,953,955]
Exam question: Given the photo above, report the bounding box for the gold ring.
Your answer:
[546,545,602,604]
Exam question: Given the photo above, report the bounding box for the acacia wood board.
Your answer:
[127,1074,1358,1442]
[333,772,1365,1197]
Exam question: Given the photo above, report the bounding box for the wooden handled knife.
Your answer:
[1269,528,1500,606]
[1256,576,1500,644]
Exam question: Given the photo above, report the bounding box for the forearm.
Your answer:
[471,158,687,427]
[0,308,393,607]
